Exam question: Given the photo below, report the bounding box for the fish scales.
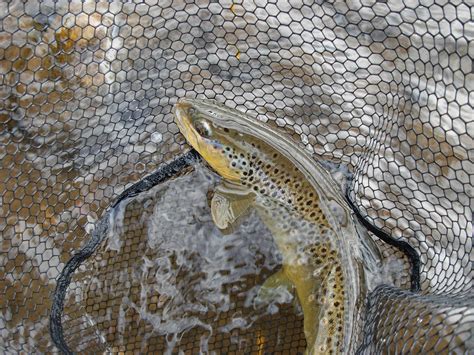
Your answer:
[230,135,346,352]
[173,98,379,354]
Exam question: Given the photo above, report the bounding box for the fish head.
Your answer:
[173,98,253,182]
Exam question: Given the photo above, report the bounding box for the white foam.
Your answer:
[101,165,282,352]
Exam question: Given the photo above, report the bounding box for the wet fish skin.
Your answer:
[173,98,366,354]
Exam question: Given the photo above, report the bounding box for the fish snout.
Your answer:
[173,99,194,126]
[175,97,192,110]
[175,97,198,116]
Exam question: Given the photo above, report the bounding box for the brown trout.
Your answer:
[173,98,381,354]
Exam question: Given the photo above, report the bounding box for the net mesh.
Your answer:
[0,0,472,353]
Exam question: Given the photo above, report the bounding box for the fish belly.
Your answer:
[257,205,346,354]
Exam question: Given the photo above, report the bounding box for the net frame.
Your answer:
[0,0,472,353]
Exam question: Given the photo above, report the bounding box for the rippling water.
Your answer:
[72,165,307,353]
[1,0,471,352]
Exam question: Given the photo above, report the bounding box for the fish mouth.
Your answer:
[173,99,192,134]
[173,99,191,124]
[173,99,202,151]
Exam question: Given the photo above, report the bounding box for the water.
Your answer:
[82,164,306,353]
[78,159,409,354]
[1,1,470,352]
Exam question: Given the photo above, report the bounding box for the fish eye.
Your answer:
[194,119,212,138]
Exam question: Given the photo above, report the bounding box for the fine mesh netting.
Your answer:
[0,0,472,353]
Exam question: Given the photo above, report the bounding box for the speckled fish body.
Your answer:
[173,98,380,354]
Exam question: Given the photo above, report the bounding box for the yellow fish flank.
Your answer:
[173,98,378,354]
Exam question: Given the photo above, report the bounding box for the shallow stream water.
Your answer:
[63,160,409,353]
[72,164,306,353]
[1,1,471,352]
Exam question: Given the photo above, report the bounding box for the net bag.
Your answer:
[1,1,472,353]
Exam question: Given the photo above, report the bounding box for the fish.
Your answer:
[173,98,381,354]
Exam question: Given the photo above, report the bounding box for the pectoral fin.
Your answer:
[210,182,254,234]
